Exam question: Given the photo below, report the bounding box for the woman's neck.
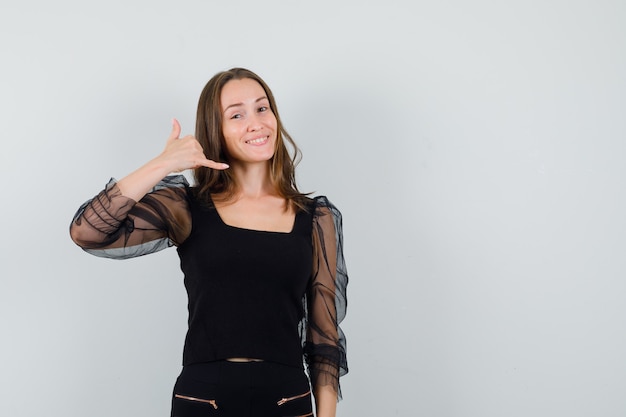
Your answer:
[229,161,277,199]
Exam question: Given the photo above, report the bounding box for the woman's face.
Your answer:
[220,78,277,165]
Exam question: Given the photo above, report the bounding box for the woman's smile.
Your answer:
[245,135,270,145]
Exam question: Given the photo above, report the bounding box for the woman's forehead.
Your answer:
[221,78,267,107]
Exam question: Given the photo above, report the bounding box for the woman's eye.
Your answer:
[230,113,242,119]
[258,106,268,112]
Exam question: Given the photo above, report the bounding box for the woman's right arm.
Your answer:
[69,119,228,258]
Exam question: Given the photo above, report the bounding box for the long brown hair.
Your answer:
[193,68,309,210]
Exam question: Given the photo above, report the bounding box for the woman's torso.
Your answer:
[176,188,314,367]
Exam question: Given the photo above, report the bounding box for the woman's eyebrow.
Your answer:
[223,96,268,113]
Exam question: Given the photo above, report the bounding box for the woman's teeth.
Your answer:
[246,137,267,144]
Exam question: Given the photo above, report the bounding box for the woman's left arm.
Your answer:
[306,197,349,413]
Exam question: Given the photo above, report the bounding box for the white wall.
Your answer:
[1,1,625,416]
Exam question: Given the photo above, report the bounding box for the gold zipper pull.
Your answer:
[174,394,218,409]
[277,390,311,406]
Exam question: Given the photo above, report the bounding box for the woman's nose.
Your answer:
[247,114,263,131]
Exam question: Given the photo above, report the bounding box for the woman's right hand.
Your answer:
[116,119,228,201]
[158,118,229,173]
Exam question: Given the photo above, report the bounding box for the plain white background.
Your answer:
[1,1,625,416]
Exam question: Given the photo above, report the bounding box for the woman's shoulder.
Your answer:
[308,195,342,222]
[309,195,339,209]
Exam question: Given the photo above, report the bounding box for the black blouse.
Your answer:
[69,175,348,397]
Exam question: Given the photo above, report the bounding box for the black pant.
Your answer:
[170,361,313,417]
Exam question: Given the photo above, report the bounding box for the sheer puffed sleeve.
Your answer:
[304,196,349,399]
[69,175,191,259]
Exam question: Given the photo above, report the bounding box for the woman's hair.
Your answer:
[193,67,309,210]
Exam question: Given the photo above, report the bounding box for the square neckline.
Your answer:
[208,194,298,235]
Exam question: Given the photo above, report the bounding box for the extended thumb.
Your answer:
[168,118,181,141]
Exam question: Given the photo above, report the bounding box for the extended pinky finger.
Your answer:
[203,160,230,170]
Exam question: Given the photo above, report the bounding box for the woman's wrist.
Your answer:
[116,156,173,201]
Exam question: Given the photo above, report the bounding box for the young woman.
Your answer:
[70,68,348,417]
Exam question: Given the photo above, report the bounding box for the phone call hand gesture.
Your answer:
[116,119,229,201]
[159,119,229,173]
